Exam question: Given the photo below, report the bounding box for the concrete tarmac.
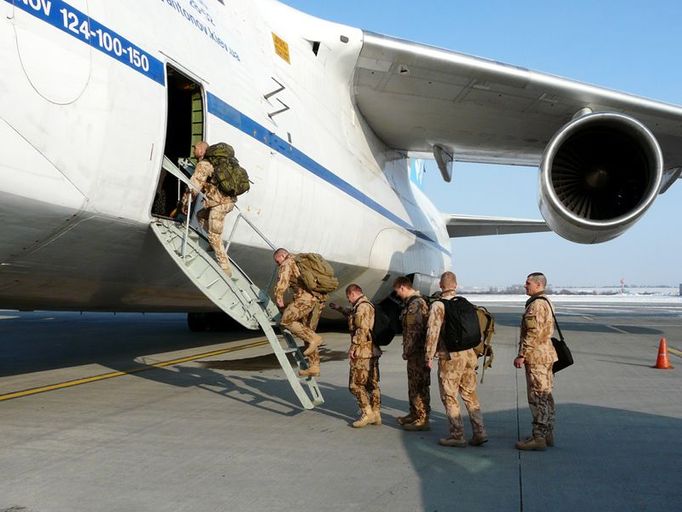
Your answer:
[1,299,681,512]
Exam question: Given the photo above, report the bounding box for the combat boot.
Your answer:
[352,407,374,428]
[371,407,382,426]
[403,417,430,431]
[545,431,555,447]
[515,436,547,451]
[303,335,322,356]
[469,433,489,447]
[438,436,467,448]
[298,366,320,378]
[396,414,415,426]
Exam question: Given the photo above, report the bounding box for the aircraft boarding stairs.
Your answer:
[150,157,324,410]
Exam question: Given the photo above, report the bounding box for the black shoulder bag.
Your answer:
[533,297,574,373]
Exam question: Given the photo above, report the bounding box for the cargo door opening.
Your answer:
[152,65,205,217]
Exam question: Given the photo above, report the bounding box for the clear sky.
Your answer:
[280,0,682,289]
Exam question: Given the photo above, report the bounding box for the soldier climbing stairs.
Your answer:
[150,158,324,410]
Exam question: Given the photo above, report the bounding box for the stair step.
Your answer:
[150,218,324,410]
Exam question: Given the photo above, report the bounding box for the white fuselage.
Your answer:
[0,0,450,311]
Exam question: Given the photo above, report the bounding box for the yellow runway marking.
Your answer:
[0,339,269,402]
[668,346,682,358]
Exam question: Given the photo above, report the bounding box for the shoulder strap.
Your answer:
[404,295,424,308]
[353,298,374,314]
[528,296,565,343]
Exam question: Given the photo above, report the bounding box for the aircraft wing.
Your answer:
[443,215,550,238]
[354,32,682,171]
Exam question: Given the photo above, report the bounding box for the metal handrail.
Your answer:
[163,155,278,281]
[225,205,277,252]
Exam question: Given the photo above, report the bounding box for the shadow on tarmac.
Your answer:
[0,313,255,377]
[102,355,682,511]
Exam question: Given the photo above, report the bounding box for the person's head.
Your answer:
[346,284,364,304]
[193,141,209,161]
[393,276,415,300]
[273,248,289,266]
[525,272,547,296]
[439,271,457,292]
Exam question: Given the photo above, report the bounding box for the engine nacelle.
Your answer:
[539,112,663,244]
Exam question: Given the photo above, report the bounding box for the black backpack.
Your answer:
[440,296,482,352]
[356,299,395,347]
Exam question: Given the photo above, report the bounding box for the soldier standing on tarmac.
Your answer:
[345,284,382,428]
[425,271,488,447]
[273,248,324,377]
[392,277,431,431]
[181,141,235,277]
[514,272,558,451]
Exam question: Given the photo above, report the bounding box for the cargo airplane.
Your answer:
[2,0,681,329]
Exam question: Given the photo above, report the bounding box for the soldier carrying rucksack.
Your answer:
[182,141,250,277]
[425,271,488,448]
[273,248,339,378]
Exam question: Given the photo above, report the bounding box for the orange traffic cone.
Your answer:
[653,338,674,369]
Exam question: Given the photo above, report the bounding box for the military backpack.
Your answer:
[428,293,496,380]
[439,296,482,353]
[204,142,250,197]
[473,305,495,380]
[355,299,395,347]
[294,253,339,297]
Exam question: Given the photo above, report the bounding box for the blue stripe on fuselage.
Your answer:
[206,93,449,255]
[10,0,165,85]
[9,0,448,255]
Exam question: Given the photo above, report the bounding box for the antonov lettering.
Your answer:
[19,0,52,16]
[13,0,163,84]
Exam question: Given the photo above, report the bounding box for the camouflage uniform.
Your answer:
[401,293,430,422]
[275,255,323,371]
[348,297,381,411]
[425,291,486,440]
[187,160,235,273]
[520,295,558,438]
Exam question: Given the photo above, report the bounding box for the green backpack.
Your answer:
[474,305,495,375]
[294,253,339,296]
[204,143,250,197]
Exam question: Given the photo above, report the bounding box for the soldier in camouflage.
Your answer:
[273,248,323,377]
[425,272,487,448]
[182,141,235,277]
[514,272,558,451]
[345,284,382,428]
[393,276,431,431]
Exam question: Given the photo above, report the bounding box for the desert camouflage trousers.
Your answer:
[281,295,323,370]
[525,363,555,437]
[197,200,235,273]
[406,355,431,421]
[438,353,486,439]
[349,357,381,410]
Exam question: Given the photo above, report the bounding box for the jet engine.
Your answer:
[539,112,663,243]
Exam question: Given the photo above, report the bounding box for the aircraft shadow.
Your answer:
[0,313,256,377]
[398,403,682,512]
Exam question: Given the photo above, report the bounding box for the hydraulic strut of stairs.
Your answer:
[150,157,324,410]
